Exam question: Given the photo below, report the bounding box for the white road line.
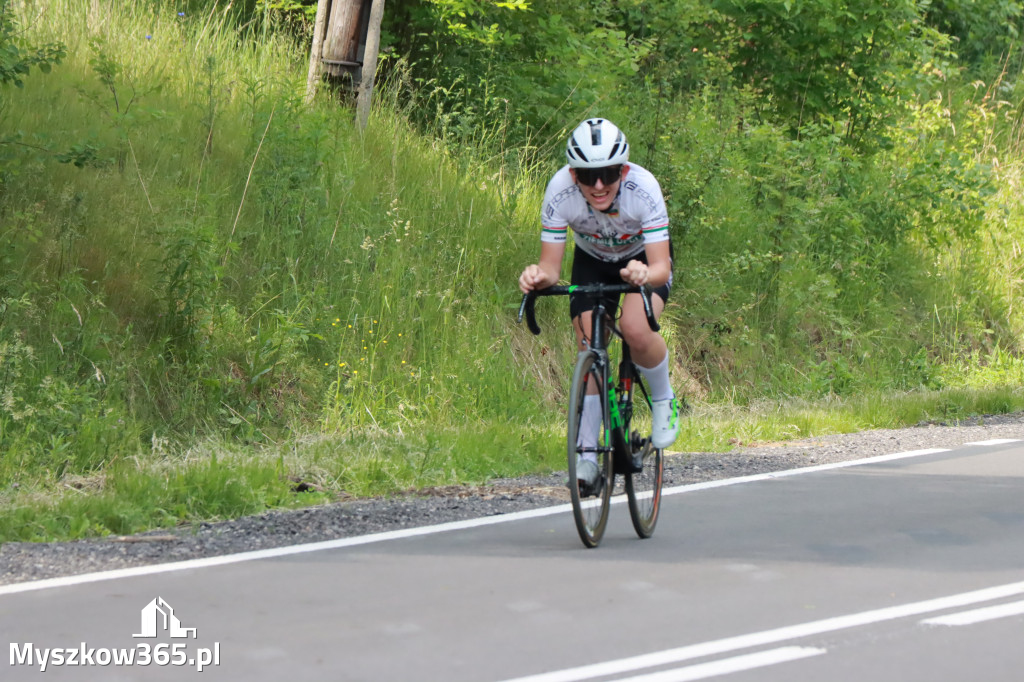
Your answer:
[0,444,995,597]
[615,647,826,682]
[496,579,1024,682]
[661,448,950,499]
[0,505,573,597]
[921,599,1024,627]
[964,439,1022,447]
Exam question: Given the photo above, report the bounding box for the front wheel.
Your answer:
[566,351,613,548]
[624,387,664,538]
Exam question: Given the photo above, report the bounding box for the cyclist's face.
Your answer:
[572,164,629,212]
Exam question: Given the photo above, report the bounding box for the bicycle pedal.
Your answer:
[629,452,644,472]
[613,450,643,475]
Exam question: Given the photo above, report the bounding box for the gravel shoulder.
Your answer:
[4,413,1024,586]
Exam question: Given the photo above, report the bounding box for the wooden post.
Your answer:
[304,0,331,104]
[322,0,367,79]
[355,0,386,131]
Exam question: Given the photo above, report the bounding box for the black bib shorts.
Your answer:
[568,246,672,321]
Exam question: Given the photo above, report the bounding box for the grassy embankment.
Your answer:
[2,0,1024,542]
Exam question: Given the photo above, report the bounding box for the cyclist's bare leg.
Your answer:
[572,295,668,384]
[620,292,676,406]
[619,293,667,369]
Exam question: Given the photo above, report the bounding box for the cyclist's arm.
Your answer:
[621,241,672,288]
[643,241,672,287]
[519,241,565,293]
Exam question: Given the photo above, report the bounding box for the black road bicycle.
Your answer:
[519,283,665,548]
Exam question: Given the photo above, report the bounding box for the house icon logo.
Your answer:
[133,597,198,639]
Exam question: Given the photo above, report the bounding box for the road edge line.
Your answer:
[0,445,972,596]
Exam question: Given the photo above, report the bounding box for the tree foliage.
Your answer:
[0,0,65,88]
[923,0,1023,64]
[364,0,1014,379]
[707,0,951,141]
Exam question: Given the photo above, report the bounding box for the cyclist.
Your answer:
[518,118,682,490]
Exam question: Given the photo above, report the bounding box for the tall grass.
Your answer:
[2,0,1024,542]
[0,0,570,541]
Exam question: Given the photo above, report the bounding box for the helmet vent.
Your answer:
[565,118,629,168]
[569,139,588,163]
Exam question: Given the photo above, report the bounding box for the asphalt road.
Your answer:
[3,439,1023,681]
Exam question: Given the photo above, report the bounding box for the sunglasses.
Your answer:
[574,165,623,187]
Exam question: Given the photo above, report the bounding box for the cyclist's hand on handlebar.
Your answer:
[519,264,555,294]
[619,259,649,287]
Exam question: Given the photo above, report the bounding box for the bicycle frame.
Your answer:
[519,283,659,468]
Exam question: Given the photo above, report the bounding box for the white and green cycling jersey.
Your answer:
[540,162,670,263]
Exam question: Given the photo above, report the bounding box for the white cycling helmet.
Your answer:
[566,118,630,168]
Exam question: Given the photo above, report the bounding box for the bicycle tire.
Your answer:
[624,378,664,538]
[566,351,613,548]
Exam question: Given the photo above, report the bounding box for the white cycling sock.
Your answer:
[636,353,674,402]
[578,394,601,463]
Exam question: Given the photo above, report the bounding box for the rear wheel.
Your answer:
[567,351,613,548]
[625,380,664,538]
